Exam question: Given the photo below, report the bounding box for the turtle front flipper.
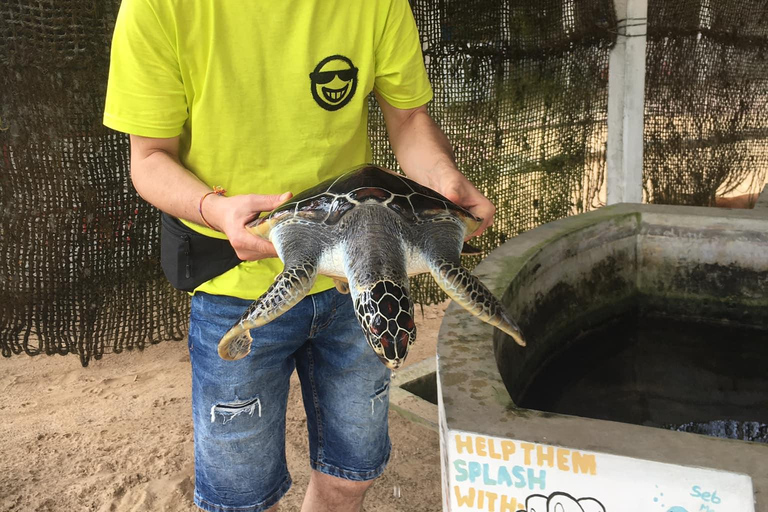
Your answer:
[218,260,318,360]
[428,256,526,347]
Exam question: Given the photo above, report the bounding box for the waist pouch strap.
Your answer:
[160,212,242,292]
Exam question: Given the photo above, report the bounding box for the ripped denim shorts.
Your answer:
[188,288,391,512]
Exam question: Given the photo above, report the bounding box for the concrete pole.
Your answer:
[606,0,648,204]
[756,184,768,212]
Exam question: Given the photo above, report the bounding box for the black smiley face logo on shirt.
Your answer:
[310,55,358,111]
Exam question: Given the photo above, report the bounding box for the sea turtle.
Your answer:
[217,164,526,369]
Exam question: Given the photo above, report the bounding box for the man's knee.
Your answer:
[330,477,375,498]
[311,470,375,499]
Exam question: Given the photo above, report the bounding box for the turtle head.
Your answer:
[352,280,416,370]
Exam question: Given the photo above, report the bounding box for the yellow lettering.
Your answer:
[476,436,488,457]
[454,486,475,506]
[572,451,597,475]
[501,440,516,461]
[536,444,555,468]
[520,442,535,465]
[485,491,498,511]
[500,495,519,512]
[455,434,474,455]
[557,448,571,471]
[487,437,502,460]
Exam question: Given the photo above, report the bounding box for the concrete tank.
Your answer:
[438,192,768,512]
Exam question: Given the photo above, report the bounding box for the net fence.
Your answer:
[1,1,189,365]
[643,0,768,205]
[3,0,761,364]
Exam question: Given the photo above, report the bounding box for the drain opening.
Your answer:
[401,371,438,405]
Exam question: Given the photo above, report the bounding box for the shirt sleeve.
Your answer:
[374,0,434,109]
[103,0,187,138]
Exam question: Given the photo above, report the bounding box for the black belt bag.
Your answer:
[160,213,242,292]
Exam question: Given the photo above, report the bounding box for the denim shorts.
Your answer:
[188,288,392,512]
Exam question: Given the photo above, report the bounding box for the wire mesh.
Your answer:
[1,1,189,365]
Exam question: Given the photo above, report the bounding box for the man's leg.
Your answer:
[189,292,313,512]
[294,289,392,512]
[301,470,374,512]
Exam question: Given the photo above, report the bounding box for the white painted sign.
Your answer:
[442,430,755,512]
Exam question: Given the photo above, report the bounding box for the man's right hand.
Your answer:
[128,134,293,263]
[203,192,293,261]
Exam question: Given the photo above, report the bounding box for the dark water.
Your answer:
[668,420,768,443]
[517,314,768,443]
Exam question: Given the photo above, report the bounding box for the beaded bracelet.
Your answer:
[198,186,226,230]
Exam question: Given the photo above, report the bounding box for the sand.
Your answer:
[0,302,448,512]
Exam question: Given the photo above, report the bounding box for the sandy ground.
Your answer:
[0,302,449,512]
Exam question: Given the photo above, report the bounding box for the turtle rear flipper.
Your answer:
[333,278,350,294]
[461,242,482,255]
[218,259,318,360]
[428,256,526,347]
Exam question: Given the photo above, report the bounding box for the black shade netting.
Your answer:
[1,0,616,364]
[1,1,189,365]
[644,0,768,205]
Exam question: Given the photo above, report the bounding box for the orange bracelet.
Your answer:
[198,186,226,230]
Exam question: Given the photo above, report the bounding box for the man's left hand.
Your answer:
[426,167,495,239]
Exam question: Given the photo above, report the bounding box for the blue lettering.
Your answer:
[496,466,514,487]
[527,468,547,490]
[512,466,527,488]
[483,463,498,485]
[454,460,468,482]
[468,461,482,483]
[691,486,722,504]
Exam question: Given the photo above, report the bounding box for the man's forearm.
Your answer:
[130,147,215,226]
[382,105,459,189]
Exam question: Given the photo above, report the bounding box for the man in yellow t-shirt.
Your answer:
[104,1,495,511]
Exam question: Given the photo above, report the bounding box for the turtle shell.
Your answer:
[247,164,482,237]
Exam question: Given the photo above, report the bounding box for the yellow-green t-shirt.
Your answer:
[104,0,433,299]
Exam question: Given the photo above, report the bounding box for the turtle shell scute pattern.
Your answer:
[260,165,481,229]
[350,187,390,202]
